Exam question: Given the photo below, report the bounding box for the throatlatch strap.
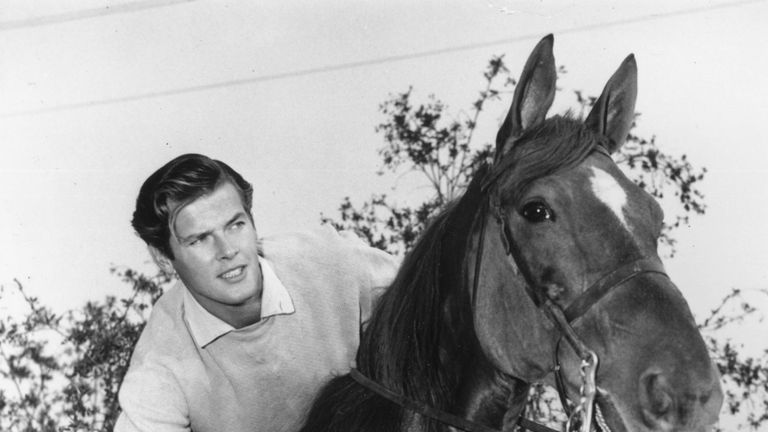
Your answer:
[349,369,559,432]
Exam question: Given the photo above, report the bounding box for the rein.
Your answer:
[349,368,558,432]
[350,147,669,432]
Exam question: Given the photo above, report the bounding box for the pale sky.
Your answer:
[1,0,767,349]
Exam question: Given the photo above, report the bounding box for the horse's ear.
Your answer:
[585,54,638,154]
[495,34,557,162]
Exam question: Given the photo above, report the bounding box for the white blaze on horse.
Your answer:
[300,35,723,432]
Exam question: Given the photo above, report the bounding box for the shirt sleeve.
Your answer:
[336,229,399,323]
[114,360,190,432]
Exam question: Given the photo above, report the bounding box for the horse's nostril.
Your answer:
[651,388,673,415]
[642,372,673,417]
[638,367,724,430]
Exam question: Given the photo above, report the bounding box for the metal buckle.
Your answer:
[566,350,599,432]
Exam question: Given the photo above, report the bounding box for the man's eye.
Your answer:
[189,235,207,246]
[519,201,554,223]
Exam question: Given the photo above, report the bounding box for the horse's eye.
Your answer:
[520,201,554,223]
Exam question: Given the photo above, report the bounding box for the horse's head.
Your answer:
[472,35,723,431]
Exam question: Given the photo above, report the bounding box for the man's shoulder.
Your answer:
[117,287,192,432]
[258,226,368,264]
[259,225,363,251]
[147,283,185,324]
[258,226,397,292]
[131,285,193,361]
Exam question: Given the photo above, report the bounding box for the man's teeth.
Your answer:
[221,267,244,279]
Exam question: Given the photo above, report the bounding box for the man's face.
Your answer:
[167,181,263,327]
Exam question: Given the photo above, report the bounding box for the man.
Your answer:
[115,153,398,432]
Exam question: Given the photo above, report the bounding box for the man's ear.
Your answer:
[148,246,176,276]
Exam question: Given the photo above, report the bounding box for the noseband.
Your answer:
[351,147,669,432]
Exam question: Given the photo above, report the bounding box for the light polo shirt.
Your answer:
[115,227,398,432]
[183,257,294,348]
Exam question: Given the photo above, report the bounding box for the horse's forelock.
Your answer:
[497,116,604,204]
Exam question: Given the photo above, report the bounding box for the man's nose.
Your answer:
[215,236,238,260]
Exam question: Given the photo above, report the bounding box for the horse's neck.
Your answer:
[454,357,530,431]
[398,354,529,432]
[499,380,531,431]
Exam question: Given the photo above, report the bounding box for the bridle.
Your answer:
[350,146,669,432]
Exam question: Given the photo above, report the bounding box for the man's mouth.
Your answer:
[219,266,245,280]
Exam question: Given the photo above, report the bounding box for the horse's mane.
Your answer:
[356,160,490,410]
[300,116,602,432]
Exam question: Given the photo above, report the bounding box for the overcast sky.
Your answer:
[1,0,766,349]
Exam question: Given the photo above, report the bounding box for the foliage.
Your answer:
[0,280,62,432]
[322,55,766,430]
[699,288,768,431]
[322,55,706,258]
[0,268,170,431]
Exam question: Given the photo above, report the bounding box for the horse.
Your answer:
[299,35,723,432]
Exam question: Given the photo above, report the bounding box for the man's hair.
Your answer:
[132,153,254,259]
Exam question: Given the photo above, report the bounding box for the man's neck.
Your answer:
[225,301,263,329]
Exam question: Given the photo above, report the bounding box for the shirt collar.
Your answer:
[182,256,295,348]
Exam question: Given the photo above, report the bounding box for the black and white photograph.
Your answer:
[1,1,766,431]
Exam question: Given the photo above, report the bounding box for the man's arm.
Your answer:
[114,361,190,432]
[337,229,399,323]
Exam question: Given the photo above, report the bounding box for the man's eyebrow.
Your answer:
[178,228,212,244]
[226,211,248,226]
[177,211,248,244]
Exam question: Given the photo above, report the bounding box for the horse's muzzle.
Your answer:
[638,362,723,431]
